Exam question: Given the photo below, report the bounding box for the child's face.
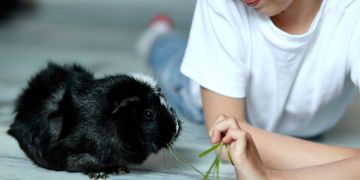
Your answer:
[243,0,293,16]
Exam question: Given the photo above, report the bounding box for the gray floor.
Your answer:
[0,0,359,179]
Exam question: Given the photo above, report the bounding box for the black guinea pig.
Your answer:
[7,62,181,179]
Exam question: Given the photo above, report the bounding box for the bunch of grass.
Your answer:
[168,142,233,180]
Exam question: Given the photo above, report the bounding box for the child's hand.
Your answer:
[209,114,273,180]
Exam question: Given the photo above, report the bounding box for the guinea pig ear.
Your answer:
[112,96,141,114]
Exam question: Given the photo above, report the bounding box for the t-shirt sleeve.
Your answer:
[180,0,250,98]
[349,19,360,88]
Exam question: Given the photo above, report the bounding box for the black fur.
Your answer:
[0,0,33,22]
[7,62,181,175]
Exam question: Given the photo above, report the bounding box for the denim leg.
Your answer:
[148,32,204,123]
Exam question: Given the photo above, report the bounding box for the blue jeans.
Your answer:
[148,32,204,123]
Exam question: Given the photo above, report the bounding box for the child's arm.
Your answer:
[202,87,360,169]
[209,117,360,180]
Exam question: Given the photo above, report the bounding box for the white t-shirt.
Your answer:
[181,0,360,137]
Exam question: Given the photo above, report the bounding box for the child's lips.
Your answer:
[243,0,260,7]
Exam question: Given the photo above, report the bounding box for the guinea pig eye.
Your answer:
[143,109,154,120]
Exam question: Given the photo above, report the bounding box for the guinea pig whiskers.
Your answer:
[166,145,204,177]
[179,129,192,137]
[162,149,169,166]
[174,130,192,143]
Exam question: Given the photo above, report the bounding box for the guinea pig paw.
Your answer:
[88,172,109,180]
[115,167,129,175]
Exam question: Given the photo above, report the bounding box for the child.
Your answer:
[137,0,360,178]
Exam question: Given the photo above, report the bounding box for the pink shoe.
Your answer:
[136,14,175,60]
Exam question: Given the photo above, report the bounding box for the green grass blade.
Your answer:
[203,153,220,180]
[225,144,234,165]
[214,154,219,180]
[198,143,222,158]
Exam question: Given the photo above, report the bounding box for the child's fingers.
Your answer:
[227,129,268,180]
[222,128,248,145]
[227,130,252,166]
[210,117,242,144]
[208,114,227,137]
